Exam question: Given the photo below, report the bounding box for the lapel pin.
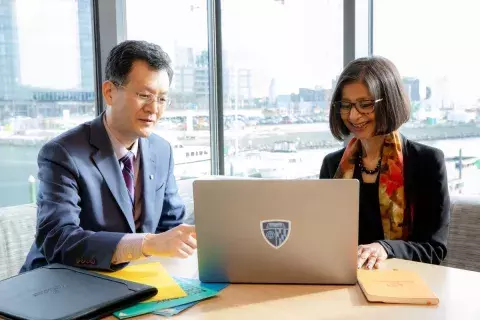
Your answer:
[149,175,154,180]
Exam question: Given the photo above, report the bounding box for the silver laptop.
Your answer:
[193,178,359,284]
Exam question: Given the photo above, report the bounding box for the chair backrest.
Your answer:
[0,204,37,280]
[443,195,480,272]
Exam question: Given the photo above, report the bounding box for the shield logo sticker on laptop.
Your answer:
[261,220,291,249]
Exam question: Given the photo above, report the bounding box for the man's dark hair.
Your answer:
[329,56,410,140]
[105,40,173,85]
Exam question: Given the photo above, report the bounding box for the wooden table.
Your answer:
[111,255,480,319]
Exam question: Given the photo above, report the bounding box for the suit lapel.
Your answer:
[89,114,135,232]
[139,138,157,233]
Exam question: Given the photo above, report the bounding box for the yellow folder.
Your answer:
[357,269,439,305]
[98,262,187,302]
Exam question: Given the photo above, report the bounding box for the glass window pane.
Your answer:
[374,0,480,195]
[222,0,343,179]
[0,0,95,208]
[126,0,210,219]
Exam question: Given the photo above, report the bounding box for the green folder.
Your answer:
[153,279,229,317]
[113,277,220,319]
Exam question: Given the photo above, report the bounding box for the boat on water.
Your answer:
[225,140,321,179]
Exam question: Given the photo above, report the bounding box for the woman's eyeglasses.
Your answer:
[334,98,383,115]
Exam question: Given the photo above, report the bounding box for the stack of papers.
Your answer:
[97,262,187,302]
[116,277,228,318]
[98,262,228,319]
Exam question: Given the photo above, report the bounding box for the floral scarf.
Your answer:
[333,131,410,240]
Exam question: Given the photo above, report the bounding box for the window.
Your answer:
[221,0,343,179]
[374,0,480,195]
[126,0,210,218]
[0,0,95,207]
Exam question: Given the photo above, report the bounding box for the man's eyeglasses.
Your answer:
[334,98,383,115]
[113,82,171,107]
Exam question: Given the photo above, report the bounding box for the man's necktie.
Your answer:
[119,152,135,205]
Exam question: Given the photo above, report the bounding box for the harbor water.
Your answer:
[0,137,479,208]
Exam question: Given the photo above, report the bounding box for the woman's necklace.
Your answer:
[358,150,382,175]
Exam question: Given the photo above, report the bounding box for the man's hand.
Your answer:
[357,243,387,270]
[142,224,197,258]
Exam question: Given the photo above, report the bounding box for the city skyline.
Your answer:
[374,0,480,106]
[2,0,480,208]
[0,0,478,107]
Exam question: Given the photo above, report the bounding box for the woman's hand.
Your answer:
[357,243,388,269]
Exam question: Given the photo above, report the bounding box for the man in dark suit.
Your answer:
[21,40,197,272]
